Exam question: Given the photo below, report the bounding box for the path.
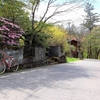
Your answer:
[0,59,100,100]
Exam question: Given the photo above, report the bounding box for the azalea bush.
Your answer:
[0,17,24,48]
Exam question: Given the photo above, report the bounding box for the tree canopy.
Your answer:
[83,26,100,58]
[0,0,31,31]
[83,2,100,32]
[45,25,68,52]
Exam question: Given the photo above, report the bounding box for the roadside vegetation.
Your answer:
[66,57,80,63]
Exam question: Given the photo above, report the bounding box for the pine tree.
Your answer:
[83,3,100,32]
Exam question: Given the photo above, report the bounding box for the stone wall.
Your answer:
[47,46,64,57]
[35,47,46,62]
[1,47,46,64]
[2,48,24,64]
[23,47,46,64]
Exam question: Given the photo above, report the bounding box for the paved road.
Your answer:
[0,59,100,100]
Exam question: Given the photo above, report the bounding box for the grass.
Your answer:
[66,57,80,63]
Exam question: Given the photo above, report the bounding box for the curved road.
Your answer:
[0,59,100,100]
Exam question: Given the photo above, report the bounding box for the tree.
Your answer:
[0,0,31,31]
[24,0,91,47]
[0,17,24,48]
[45,25,68,52]
[82,2,100,58]
[83,2,100,32]
[83,26,100,59]
[66,24,88,58]
[69,24,88,42]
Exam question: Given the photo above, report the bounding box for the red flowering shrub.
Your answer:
[0,17,24,47]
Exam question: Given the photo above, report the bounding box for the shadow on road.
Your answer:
[0,62,91,92]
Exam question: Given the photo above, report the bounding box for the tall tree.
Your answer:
[83,2,100,32]
[82,2,100,58]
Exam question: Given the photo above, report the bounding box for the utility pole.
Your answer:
[68,22,71,35]
[67,21,72,57]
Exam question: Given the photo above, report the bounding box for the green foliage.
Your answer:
[83,50,88,58]
[83,26,100,58]
[25,28,51,48]
[32,32,50,48]
[25,23,68,52]
[0,0,31,31]
[45,25,68,52]
[66,57,79,63]
[19,36,25,47]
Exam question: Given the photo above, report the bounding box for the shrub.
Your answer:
[0,17,24,48]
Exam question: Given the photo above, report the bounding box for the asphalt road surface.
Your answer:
[0,59,100,100]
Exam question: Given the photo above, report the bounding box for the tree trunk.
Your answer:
[97,49,100,59]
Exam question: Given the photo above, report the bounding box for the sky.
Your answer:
[94,0,100,12]
[34,0,100,28]
[93,0,100,25]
